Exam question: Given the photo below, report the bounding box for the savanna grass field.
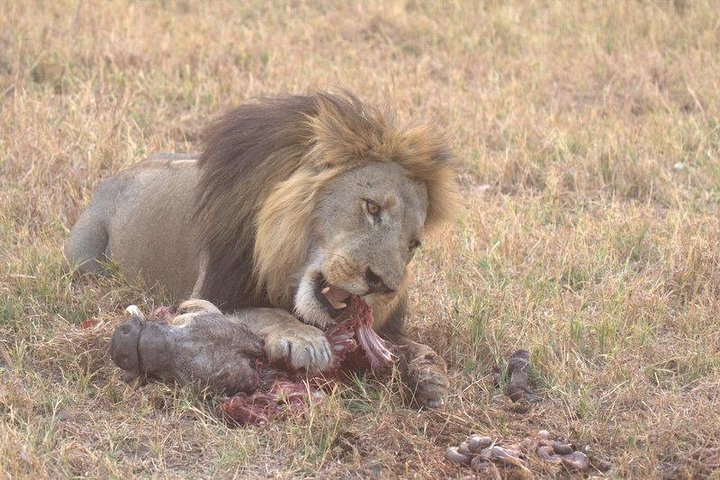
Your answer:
[1,1,719,478]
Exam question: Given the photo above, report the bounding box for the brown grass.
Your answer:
[2,0,720,478]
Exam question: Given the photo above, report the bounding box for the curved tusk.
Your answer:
[125,305,146,322]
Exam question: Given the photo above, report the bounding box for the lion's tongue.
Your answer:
[322,285,351,309]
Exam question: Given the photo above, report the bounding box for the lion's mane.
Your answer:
[196,91,458,312]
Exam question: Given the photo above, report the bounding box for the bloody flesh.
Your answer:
[221,295,393,426]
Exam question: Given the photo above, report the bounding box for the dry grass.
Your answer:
[2,0,720,478]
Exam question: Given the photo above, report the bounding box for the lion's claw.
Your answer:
[407,351,450,408]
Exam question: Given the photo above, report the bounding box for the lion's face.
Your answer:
[293,162,428,328]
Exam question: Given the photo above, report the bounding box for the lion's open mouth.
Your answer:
[314,273,352,318]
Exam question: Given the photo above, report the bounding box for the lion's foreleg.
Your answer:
[227,308,333,374]
[384,332,449,408]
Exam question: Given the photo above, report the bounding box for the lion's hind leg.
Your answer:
[65,204,110,275]
[65,174,133,275]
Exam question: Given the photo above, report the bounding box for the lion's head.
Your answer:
[196,92,458,329]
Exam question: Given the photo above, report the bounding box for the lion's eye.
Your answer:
[409,239,421,251]
[364,199,381,216]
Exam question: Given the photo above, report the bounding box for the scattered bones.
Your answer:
[446,430,595,474]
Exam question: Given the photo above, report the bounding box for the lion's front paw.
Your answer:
[264,325,333,373]
[406,351,450,409]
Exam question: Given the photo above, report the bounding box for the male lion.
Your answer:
[66,92,459,407]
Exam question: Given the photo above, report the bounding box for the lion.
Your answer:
[65,92,459,407]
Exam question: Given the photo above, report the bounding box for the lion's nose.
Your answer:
[364,268,396,295]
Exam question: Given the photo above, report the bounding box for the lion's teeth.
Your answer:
[321,287,330,294]
[333,302,347,310]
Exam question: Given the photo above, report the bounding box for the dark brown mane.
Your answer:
[196,94,318,310]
